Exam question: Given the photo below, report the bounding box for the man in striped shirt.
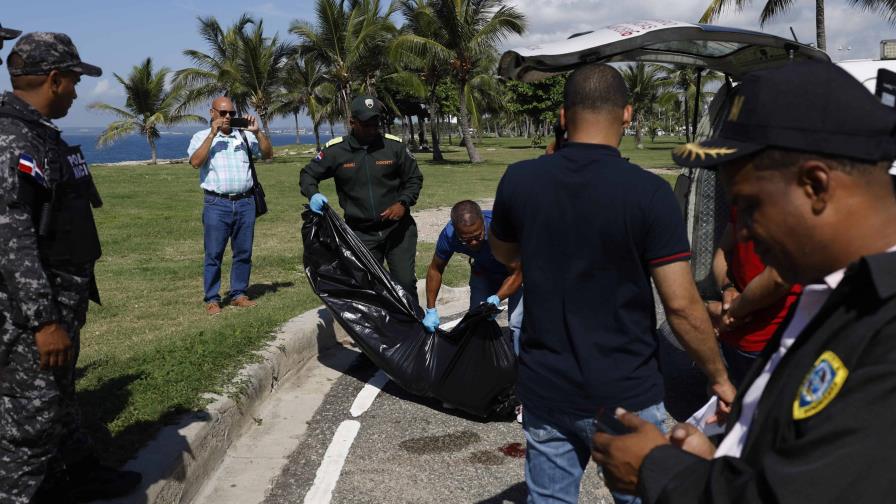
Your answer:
[188,96,272,315]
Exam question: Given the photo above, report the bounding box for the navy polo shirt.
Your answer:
[491,142,690,415]
[434,211,509,277]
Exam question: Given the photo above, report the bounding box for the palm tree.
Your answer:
[662,65,722,142]
[235,19,295,136]
[392,0,452,160]
[700,0,896,51]
[89,58,205,164]
[175,14,255,113]
[290,0,398,130]
[391,0,525,163]
[271,55,331,149]
[620,63,671,149]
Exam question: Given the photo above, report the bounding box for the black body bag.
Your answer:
[301,207,517,417]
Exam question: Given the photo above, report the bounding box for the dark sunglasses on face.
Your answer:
[459,232,483,245]
[217,110,237,117]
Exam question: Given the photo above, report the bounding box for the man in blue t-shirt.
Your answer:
[489,63,733,504]
[422,201,522,342]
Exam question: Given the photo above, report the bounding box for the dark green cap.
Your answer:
[350,95,382,121]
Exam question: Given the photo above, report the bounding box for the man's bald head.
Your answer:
[212,96,233,111]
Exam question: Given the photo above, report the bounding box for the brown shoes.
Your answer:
[206,302,222,316]
[230,296,257,308]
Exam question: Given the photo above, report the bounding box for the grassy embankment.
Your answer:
[78,135,683,463]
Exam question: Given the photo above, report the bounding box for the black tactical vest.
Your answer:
[0,103,102,267]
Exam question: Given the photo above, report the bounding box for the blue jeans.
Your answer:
[202,194,255,303]
[469,270,523,354]
[523,401,670,504]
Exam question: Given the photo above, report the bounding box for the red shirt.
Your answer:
[720,210,802,353]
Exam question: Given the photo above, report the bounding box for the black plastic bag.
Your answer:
[302,207,517,417]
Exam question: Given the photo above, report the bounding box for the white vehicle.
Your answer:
[500,20,828,300]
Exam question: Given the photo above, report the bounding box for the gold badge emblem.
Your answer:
[673,143,738,162]
[793,350,849,420]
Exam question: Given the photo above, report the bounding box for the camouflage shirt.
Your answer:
[0,91,69,344]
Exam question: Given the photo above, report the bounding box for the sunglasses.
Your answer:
[217,110,237,117]
[459,232,484,245]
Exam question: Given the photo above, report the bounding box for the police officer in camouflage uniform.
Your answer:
[0,33,140,503]
[301,95,424,303]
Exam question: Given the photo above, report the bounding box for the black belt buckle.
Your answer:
[206,189,252,200]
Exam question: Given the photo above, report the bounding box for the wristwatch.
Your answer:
[720,282,737,293]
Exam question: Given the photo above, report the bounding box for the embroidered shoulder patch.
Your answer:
[325,136,344,148]
[384,133,402,143]
[793,350,849,420]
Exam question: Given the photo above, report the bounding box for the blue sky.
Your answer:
[2,0,893,128]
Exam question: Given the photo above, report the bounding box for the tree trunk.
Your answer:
[329,120,335,140]
[457,81,481,162]
[815,0,826,51]
[313,121,322,151]
[148,136,157,165]
[407,115,417,149]
[417,113,426,147]
[341,84,352,132]
[683,94,691,142]
[429,97,444,161]
[294,112,301,144]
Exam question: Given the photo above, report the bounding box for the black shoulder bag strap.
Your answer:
[238,129,268,217]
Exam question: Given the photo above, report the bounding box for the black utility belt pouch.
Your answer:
[238,130,267,217]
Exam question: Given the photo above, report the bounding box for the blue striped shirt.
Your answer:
[188,128,261,194]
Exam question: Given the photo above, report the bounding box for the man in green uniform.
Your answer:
[301,95,424,303]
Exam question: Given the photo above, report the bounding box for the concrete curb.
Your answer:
[105,282,470,504]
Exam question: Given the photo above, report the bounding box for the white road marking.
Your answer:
[303,420,361,504]
[305,310,478,502]
[349,370,389,418]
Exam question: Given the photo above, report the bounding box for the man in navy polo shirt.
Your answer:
[489,63,733,504]
[422,200,522,344]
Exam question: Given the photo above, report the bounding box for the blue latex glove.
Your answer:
[309,193,329,214]
[422,308,440,332]
[486,295,501,320]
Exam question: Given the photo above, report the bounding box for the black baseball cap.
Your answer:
[0,23,21,41]
[350,95,382,121]
[673,61,896,167]
[8,32,102,77]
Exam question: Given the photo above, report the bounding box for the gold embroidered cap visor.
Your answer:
[672,61,896,169]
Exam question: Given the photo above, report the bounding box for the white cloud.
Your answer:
[88,79,119,98]
[502,0,895,60]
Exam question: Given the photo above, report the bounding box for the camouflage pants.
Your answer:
[0,275,92,503]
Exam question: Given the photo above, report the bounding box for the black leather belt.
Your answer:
[205,189,254,200]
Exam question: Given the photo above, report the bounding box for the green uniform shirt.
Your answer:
[300,133,423,231]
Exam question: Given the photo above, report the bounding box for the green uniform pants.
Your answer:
[353,216,419,305]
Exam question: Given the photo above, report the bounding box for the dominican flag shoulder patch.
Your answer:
[17,153,48,188]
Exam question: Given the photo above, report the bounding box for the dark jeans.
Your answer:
[721,341,761,388]
[354,216,419,305]
[202,194,256,303]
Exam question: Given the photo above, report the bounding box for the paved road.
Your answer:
[262,346,613,504]
[195,306,707,504]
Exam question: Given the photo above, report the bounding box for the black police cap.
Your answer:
[673,61,896,167]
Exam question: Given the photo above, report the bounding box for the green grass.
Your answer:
[77,135,682,464]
